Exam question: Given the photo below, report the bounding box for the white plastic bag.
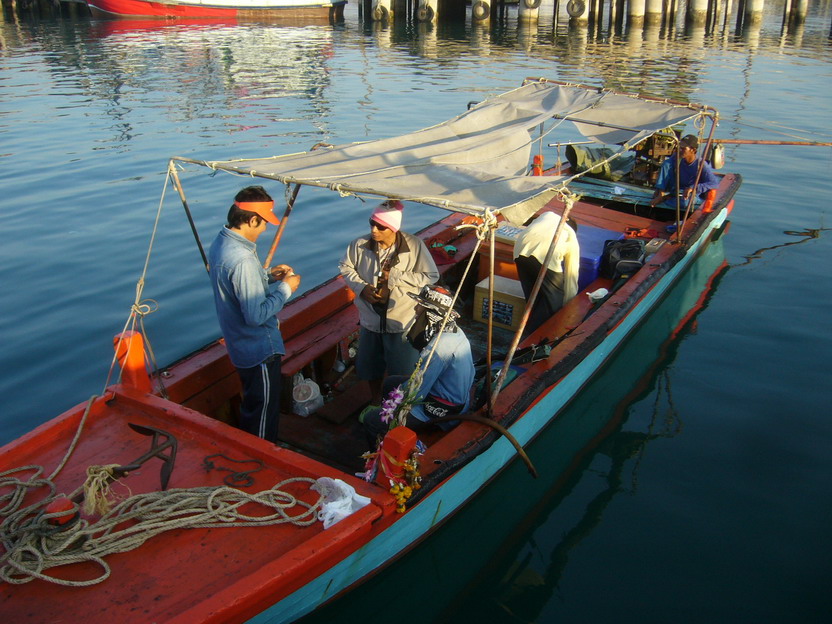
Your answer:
[292,375,323,417]
[311,477,371,529]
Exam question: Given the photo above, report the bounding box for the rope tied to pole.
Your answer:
[82,464,125,516]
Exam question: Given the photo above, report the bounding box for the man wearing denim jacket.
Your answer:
[208,186,301,443]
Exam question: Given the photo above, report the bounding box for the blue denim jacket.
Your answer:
[410,329,474,424]
[208,227,292,369]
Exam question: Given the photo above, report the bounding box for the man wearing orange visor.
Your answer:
[208,185,301,443]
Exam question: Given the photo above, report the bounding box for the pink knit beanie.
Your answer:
[370,200,404,233]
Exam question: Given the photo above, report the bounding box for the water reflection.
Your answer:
[2,2,829,120]
[735,226,831,267]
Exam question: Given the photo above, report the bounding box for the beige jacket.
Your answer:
[339,230,439,333]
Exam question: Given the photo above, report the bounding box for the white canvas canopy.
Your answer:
[172,80,711,225]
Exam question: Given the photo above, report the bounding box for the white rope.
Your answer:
[104,172,170,394]
[0,476,322,587]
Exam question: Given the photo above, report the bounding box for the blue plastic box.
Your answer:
[577,224,624,289]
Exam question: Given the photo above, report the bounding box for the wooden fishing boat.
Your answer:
[0,79,741,623]
[84,0,346,21]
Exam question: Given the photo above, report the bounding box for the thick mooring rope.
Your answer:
[0,476,322,587]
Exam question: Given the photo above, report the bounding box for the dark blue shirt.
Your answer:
[655,154,720,200]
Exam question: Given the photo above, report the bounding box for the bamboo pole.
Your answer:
[485,221,496,417]
[263,184,301,269]
[679,117,719,239]
[489,197,576,407]
[717,139,832,146]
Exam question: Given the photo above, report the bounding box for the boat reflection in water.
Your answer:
[301,233,730,624]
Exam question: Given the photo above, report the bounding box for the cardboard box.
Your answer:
[474,275,526,331]
[494,222,526,245]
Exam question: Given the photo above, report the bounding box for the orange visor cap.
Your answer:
[235,201,280,225]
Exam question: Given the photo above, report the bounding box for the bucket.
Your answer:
[292,377,323,417]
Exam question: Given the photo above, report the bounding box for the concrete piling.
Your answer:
[352,0,826,41]
[627,0,645,28]
[518,0,541,23]
[644,0,662,26]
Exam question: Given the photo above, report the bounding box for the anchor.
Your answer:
[111,423,178,490]
[48,423,178,527]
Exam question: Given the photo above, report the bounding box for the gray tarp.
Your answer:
[173,80,707,225]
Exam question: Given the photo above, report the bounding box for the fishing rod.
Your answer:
[716,139,832,147]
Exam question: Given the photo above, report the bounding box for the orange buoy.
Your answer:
[531,154,544,176]
[113,330,152,393]
[45,496,78,526]
[701,188,717,213]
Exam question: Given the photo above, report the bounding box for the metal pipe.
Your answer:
[168,161,208,272]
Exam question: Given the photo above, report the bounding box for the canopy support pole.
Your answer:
[168,161,208,273]
[263,184,301,269]
[550,114,648,134]
[673,139,682,239]
[490,195,576,407]
[485,220,497,417]
[679,114,719,240]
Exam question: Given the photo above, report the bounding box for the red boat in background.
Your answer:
[85,0,346,20]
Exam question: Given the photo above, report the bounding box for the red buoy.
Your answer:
[44,496,78,526]
[532,154,544,176]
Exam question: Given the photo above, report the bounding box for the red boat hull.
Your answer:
[86,0,346,20]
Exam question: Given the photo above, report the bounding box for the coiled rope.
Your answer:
[0,476,321,587]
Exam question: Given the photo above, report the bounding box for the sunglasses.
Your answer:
[369,219,389,231]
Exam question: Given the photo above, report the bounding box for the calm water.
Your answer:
[1,2,831,621]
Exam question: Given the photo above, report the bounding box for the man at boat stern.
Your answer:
[208,186,301,443]
[513,211,580,335]
[339,200,439,405]
[650,134,720,209]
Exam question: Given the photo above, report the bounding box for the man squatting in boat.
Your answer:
[208,186,302,443]
[513,211,581,335]
[362,285,476,448]
[650,134,720,209]
[339,200,440,405]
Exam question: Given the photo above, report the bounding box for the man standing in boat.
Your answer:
[339,200,439,405]
[362,285,475,446]
[650,134,720,208]
[513,211,581,335]
[208,185,301,443]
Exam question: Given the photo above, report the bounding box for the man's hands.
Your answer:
[650,188,693,208]
[359,267,390,304]
[270,264,301,293]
